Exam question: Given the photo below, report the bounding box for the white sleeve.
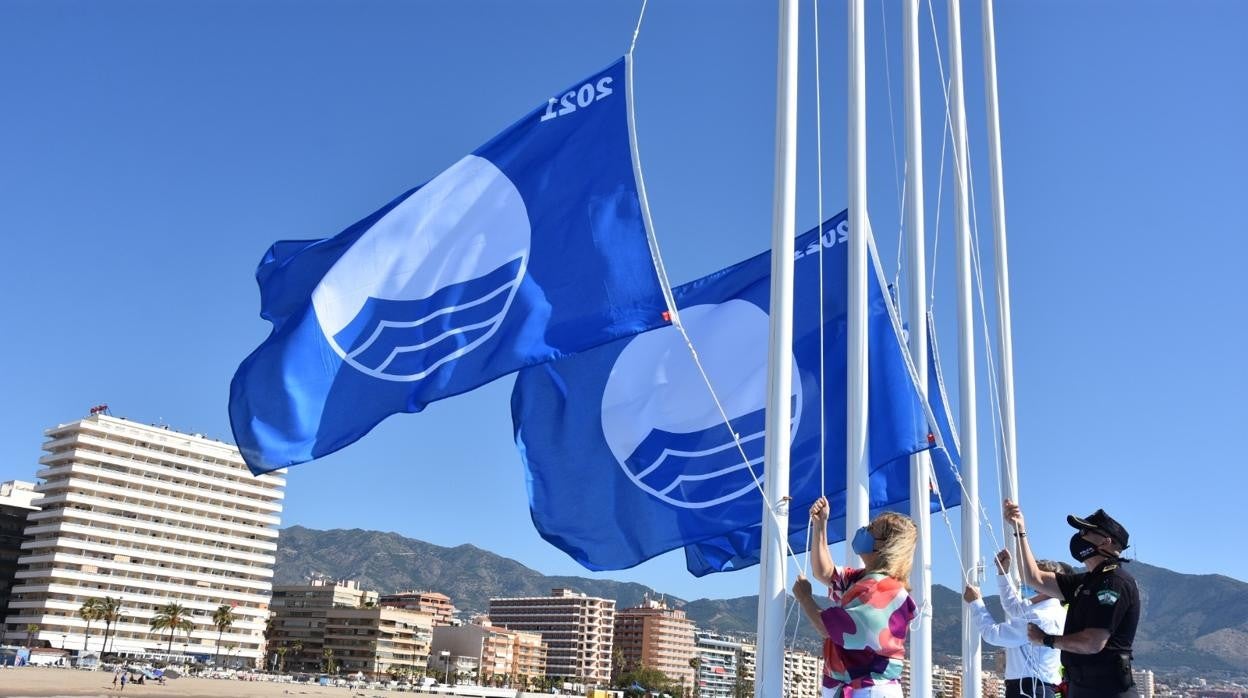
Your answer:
[969,599,1029,648]
[996,573,1033,619]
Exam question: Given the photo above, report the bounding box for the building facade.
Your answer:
[2,415,284,664]
[378,590,457,627]
[613,599,697,692]
[0,481,40,627]
[268,579,378,672]
[695,633,740,698]
[323,606,433,679]
[488,588,614,684]
[430,619,547,687]
[783,649,820,698]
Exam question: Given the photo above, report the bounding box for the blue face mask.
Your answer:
[851,526,875,555]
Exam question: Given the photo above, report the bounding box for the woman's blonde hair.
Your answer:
[866,511,918,589]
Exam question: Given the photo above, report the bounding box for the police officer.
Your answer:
[1003,499,1140,698]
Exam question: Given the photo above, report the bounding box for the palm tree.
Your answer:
[322,647,336,674]
[689,657,701,698]
[24,623,40,649]
[290,640,304,672]
[211,605,236,667]
[78,598,102,652]
[275,645,288,673]
[149,602,194,655]
[98,597,123,656]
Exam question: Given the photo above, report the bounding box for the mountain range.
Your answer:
[274,525,1248,675]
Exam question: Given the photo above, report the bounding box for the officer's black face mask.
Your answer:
[1070,533,1100,562]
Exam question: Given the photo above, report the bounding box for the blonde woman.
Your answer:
[793,497,917,698]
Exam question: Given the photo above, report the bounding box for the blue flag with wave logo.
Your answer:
[681,314,964,575]
[230,57,670,474]
[511,211,938,571]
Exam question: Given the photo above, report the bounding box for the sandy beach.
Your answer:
[0,668,454,698]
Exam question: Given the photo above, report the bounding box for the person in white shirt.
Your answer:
[964,549,1070,698]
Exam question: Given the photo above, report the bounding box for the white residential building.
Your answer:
[783,649,820,698]
[1,414,284,664]
[695,632,740,698]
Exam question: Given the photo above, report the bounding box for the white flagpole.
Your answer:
[754,0,798,695]
[980,0,1021,540]
[846,0,870,572]
[947,0,982,696]
[903,0,933,694]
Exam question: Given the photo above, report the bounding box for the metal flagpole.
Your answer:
[754,0,798,695]
[846,0,870,571]
[980,0,1021,541]
[903,0,933,694]
[947,0,982,695]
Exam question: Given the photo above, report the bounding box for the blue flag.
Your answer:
[681,314,964,576]
[512,211,937,571]
[230,58,671,474]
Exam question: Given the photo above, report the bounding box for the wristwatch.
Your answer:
[1042,634,1057,649]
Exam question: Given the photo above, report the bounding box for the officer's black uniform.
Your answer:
[1053,510,1140,698]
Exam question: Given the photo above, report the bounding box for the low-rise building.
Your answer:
[268,579,378,673]
[322,606,432,679]
[430,618,546,687]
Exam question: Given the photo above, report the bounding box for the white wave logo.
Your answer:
[600,301,802,509]
[311,155,531,382]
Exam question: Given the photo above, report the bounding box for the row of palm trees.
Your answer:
[75,598,238,665]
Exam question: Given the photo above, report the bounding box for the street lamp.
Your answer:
[439,651,450,685]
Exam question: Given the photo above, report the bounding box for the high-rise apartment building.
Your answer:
[2,414,284,664]
[0,481,40,625]
[269,579,378,672]
[695,632,740,698]
[379,590,457,627]
[613,598,697,692]
[488,588,614,684]
[1134,669,1155,698]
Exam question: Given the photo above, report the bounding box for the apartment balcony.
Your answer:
[36,461,282,516]
[18,536,274,578]
[19,521,276,566]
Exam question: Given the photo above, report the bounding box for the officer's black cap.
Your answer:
[1067,509,1130,550]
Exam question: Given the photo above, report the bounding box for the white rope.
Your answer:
[878,0,908,295]
[627,0,651,56]
[813,0,828,500]
[672,324,804,568]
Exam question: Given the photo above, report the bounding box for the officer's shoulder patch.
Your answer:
[1097,589,1120,606]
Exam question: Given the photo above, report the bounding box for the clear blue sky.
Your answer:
[1,0,1244,603]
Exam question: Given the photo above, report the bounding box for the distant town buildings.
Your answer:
[613,597,698,691]
[2,414,283,664]
[488,588,615,684]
